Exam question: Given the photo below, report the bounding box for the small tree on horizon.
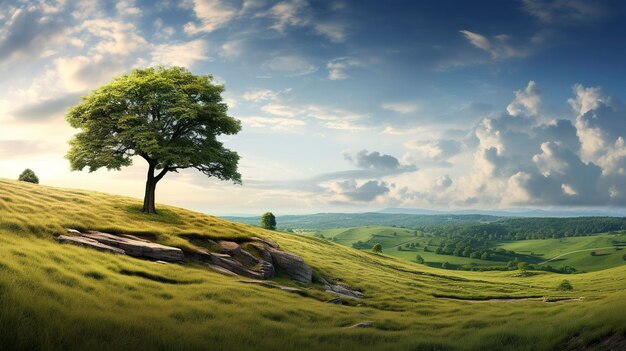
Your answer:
[260,212,277,230]
[65,67,242,214]
[18,169,39,184]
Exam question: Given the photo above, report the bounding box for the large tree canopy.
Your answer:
[66,66,242,213]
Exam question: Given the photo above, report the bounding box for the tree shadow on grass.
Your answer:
[125,205,183,225]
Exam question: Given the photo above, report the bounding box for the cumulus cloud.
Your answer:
[403,139,462,165]
[507,81,540,116]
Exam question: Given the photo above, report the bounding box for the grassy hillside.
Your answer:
[1,179,625,350]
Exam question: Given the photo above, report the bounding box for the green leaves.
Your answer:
[65,66,242,183]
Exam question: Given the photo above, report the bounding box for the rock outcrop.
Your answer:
[319,277,364,299]
[58,229,184,262]
[60,229,313,284]
[57,235,125,254]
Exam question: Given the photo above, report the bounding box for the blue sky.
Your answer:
[1,0,626,215]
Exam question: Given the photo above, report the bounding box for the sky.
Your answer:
[1,0,626,215]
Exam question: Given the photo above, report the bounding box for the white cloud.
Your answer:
[403,139,462,163]
[240,116,306,132]
[265,0,309,32]
[568,84,607,115]
[507,80,540,116]
[243,89,280,102]
[460,30,529,60]
[260,102,369,130]
[79,19,147,55]
[151,39,208,67]
[184,0,238,35]
[381,102,419,114]
[261,103,301,117]
[116,0,141,16]
[327,58,361,80]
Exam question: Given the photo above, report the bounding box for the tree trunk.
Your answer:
[142,163,158,214]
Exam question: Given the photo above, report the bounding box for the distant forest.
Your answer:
[425,217,626,241]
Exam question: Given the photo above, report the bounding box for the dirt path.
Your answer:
[538,247,617,265]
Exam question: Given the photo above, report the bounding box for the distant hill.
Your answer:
[223,212,505,230]
[379,207,626,217]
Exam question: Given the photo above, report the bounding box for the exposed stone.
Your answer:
[82,231,184,262]
[66,228,81,235]
[246,242,274,262]
[217,240,240,253]
[325,283,364,299]
[326,297,343,305]
[57,235,125,255]
[250,237,280,249]
[345,321,373,329]
[208,253,266,279]
[268,247,312,284]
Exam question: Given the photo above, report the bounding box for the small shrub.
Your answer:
[18,168,39,184]
[415,254,424,264]
[556,280,573,291]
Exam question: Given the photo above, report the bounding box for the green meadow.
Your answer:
[1,179,625,350]
[314,225,626,272]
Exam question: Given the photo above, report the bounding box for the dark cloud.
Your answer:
[355,150,400,170]
[0,4,68,63]
[11,93,81,120]
[337,179,390,202]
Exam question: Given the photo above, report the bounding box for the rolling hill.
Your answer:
[312,225,626,272]
[224,212,504,230]
[1,178,625,350]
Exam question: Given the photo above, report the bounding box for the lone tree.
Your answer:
[372,243,383,253]
[260,212,277,230]
[65,67,241,214]
[415,254,424,264]
[18,168,39,184]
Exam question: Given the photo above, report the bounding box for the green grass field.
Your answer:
[316,225,626,272]
[1,179,625,350]
[497,234,626,272]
